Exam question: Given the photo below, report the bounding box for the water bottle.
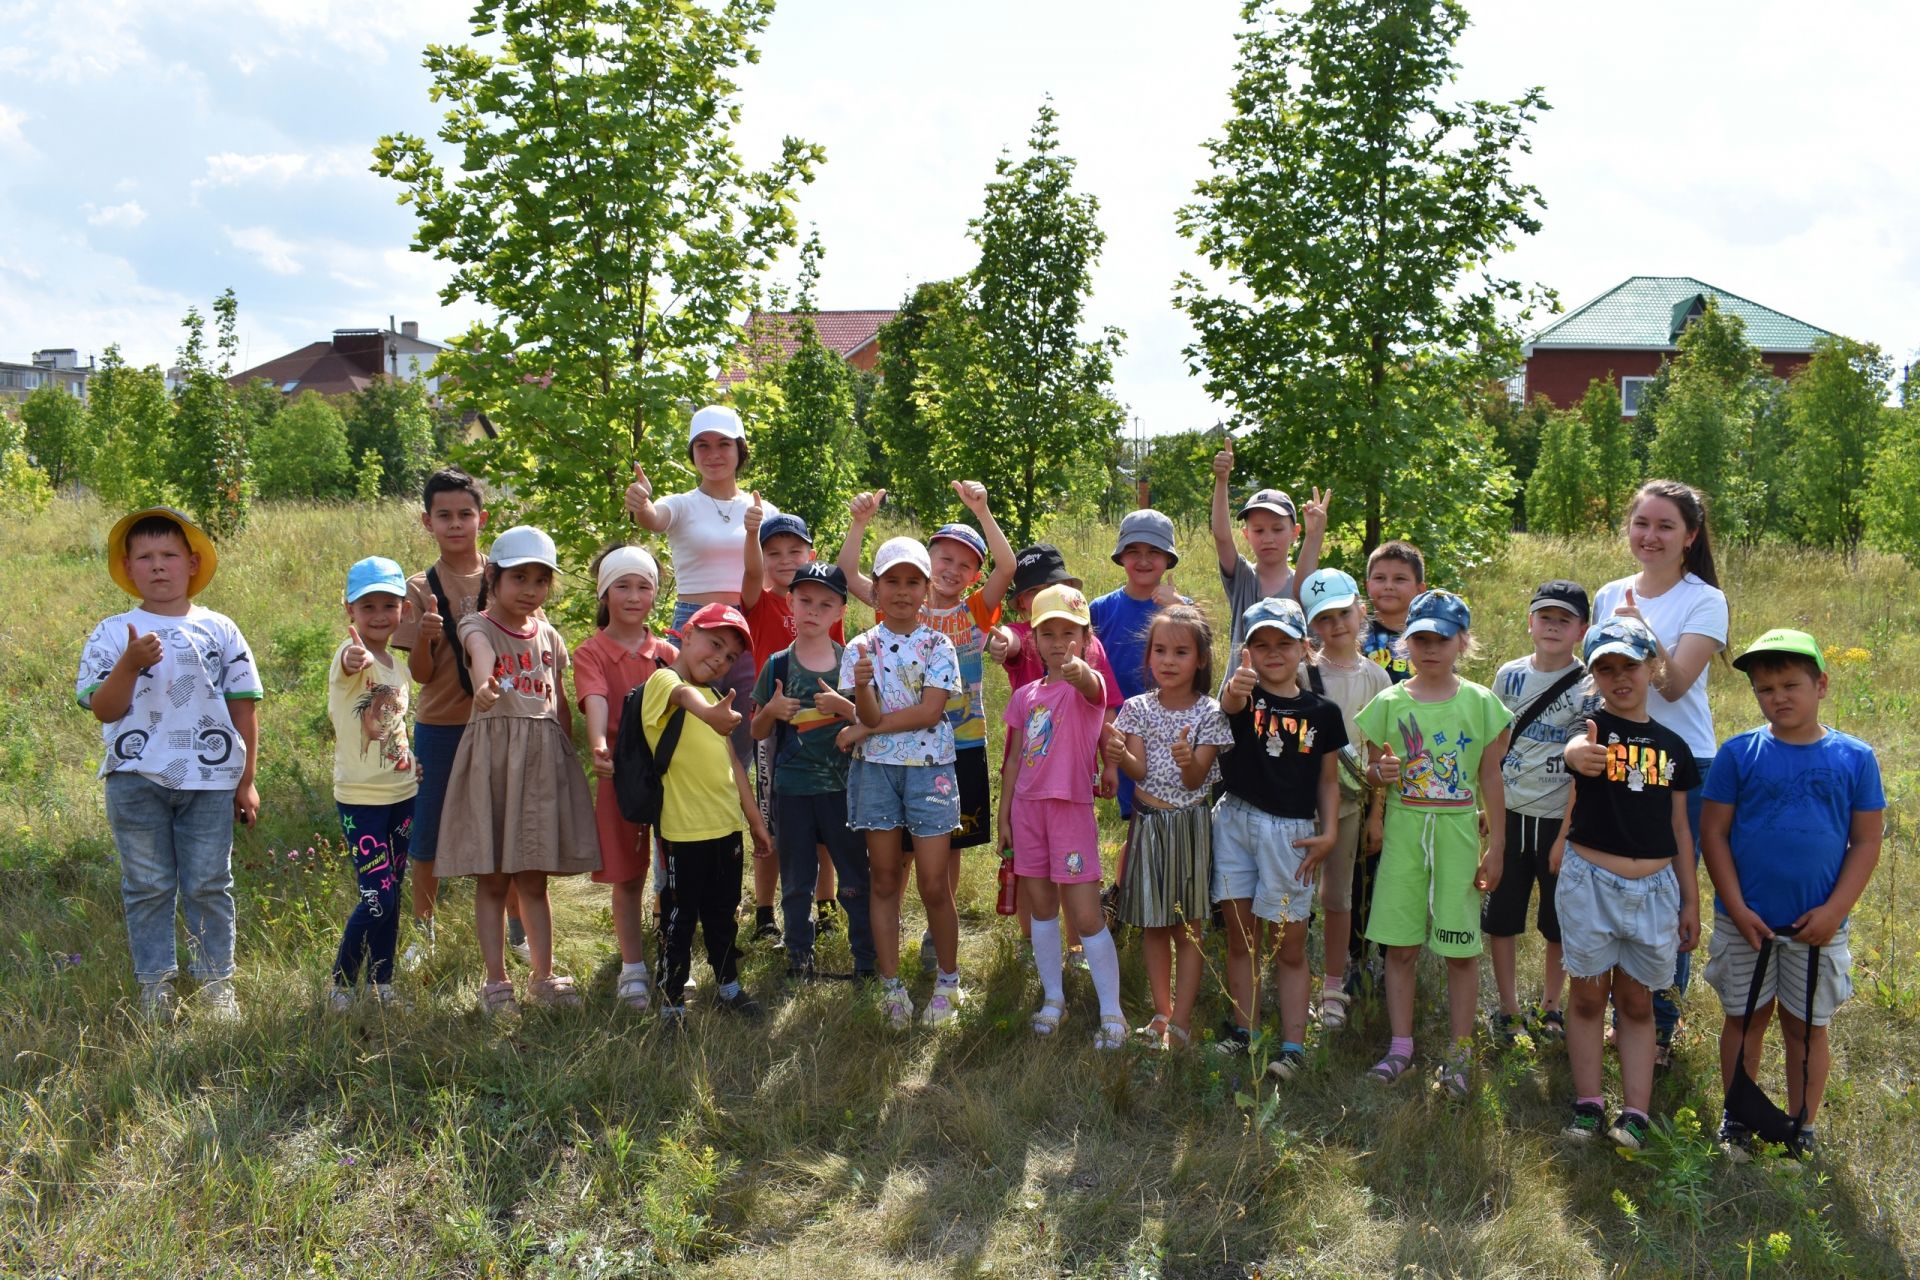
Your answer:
[996,849,1018,915]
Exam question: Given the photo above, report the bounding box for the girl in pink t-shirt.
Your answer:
[996,585,1128,1049]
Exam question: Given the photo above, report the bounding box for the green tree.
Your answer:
[1138,428,1220,527]
[374,0,823,573]
[254,391,352,499]
[954,101,1125,545]
[870,278,968,522]
[0,409,53,515]
[346,373,436,497]
[170,289,250,536]
[1783,336,1893,553]
[1581,377,1636,528]
[1865,399,1920,563]
[85,345,176,510]
[1175,0,1548,565]
[1640,301,1781,541]
[1483,390,1552,529]
[18,382,91,489]
[233,377,282,451]
[1526,408,1597,536]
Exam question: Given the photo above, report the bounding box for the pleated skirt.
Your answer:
[1117,800,1213,928]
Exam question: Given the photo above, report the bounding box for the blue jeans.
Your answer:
[333,799,413,987]
[104,773,237,984]
[409,722,467,862]
[774,789,875,970]
[1652,757,1712,1035]
[670,599,755,766]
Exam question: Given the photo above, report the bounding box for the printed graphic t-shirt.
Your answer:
[1702,725,1885,927]
[1361,619,1413,684]
[642,668,750,843]
[838,623,960,766]
[1567,708,1700,859]
[328,644,417,805]
[1003,673,1109,804]
[1354,680,1512,814]
[921,592,1001,750]
[1220,686,1348,820]
[1495,657,1602,819]
[753,642,851,797]
[76,605,263,789]
[456,613,572,723]
[1114,691,1234,809]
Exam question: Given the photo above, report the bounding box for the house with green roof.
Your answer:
[1521,276,1834,416]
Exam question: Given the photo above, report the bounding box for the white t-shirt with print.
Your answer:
[1592,574,1728,761]
[76,606,263,789]
[838,622,960,766]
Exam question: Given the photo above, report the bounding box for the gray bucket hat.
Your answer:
[1110,508,1179,568]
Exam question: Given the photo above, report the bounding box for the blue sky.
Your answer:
[2,1,1915,433]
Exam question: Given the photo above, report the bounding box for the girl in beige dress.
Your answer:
[438,526,599,1014]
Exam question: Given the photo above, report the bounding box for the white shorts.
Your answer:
[1554,847,1681,991]
[1210,793,1317,924]
[1703,914,1852,1027]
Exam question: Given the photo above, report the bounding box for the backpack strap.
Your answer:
[1305,661,1325,696]
[767,650,793,762]
[655,705,687,773]
[1733,936,1774,1077]
[1795,941,1821,1128]
[424,565,474,697]
[1510,665,1586,742]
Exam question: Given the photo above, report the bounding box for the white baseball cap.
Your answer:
[688,404,745,444]
[489,525,559,571]
[872,535,931,579]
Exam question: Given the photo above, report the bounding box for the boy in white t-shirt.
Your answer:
[75,508,263,1022]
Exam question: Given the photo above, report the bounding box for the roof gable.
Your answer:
[1528,276,1833,353]
[739,309,895,363]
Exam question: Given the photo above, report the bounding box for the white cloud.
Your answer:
[0,102,35,158]
[225,225,304,275]
[82,200,148,229]
[197,149,360,188]
[0,0,149,83]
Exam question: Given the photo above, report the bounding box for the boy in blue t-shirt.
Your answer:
[1700,628,1884,1159]
[1090,508,1188,823]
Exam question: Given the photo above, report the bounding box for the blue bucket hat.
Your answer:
[759,513,813,546]
[1583,617,1659,665]
[345,556,408,604]
[1300,568,1361,623]
[1242,596,1308,641]
[1402,589,1472,639]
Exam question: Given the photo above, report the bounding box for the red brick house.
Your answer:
[721,309,895,386]
[1521,276,1833,417]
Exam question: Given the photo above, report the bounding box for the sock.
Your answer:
[1031,915,1065,1006]
[620,960,648,981]
[1322,975,1344,995]
[1578,1095,1605,1110]
[718,980,742,999]
[755,905,774,928]
[1081,926,1122,1021]
[1390,1035,1414,1062]
[1281,1041,1305,1056]
[1622,1107,1648,1124]
[936,968,959,987]
[884,975,906,991]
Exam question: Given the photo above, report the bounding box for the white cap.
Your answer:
[688,404,745,444]
[488,525,559,571]
[596,545,659,596]
[872,535,931,579]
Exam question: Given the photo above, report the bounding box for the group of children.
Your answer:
[77,431,1883,1159]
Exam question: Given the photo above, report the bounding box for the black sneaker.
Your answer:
[1608,1112,1652,1150]
[786,958,818,983]
[1212,1023,1251,1057]
[1717,1117,1754,1164]
[716,987,765,1019]
[1530,1006,1566,1043]
[1562,1101,1606,1142]
[1265,1047,1306,1082]
[1488,1010,1525,1046]
[752,919,783,947]
[1789,1127,1819,1162]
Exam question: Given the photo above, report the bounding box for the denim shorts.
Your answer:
[1211,793,1318,924]
[410,721,466,862]
[847,758,960,838]
[1554,846,1681,990]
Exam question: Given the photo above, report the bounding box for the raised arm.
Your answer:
[623,462,672,534]
[954,480,1017,609]
[1292,486,1330,602]
[742,491,767,610]
[838,490,881,606]
[1211,434,1238,576]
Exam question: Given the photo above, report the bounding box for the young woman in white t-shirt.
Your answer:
[1588,479,1729,1064]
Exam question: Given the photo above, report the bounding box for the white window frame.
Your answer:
[1620,375,1654,417]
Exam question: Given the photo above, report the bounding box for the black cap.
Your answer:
[1009,543,1079,601]
[1529,580,1590,623]
[789,561,848,600]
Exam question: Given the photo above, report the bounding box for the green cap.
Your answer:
[1731,628,1825,674]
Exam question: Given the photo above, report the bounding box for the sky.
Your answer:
[2,1,1915,434]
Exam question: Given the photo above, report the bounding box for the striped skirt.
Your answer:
[1117,801,1213,929]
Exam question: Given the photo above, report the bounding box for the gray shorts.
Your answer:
[1553,846,1681,991]
[1703,914,1852,1027]
[1211,794,1317,924]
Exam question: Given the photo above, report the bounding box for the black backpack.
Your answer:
[424,566,474,697]
[612,684,686,826]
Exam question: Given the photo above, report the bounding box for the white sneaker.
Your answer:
[921,981,963,1025]
[327,988,354,1014]
[197,978,241,1022]
[402,919,435,971]
[372,983,408,1011]
[881,984,915,1029]
[509,938,533,965]
[138,980,178,1023]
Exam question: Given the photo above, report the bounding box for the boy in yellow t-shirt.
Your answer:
[643,603,774,1023]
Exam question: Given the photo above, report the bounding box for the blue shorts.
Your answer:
[410,721,466,862]
[847,758,960,839]
[1555,846,1681,991]
[1210,793,1318,924]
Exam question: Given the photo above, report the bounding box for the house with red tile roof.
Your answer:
[721,309,895,386]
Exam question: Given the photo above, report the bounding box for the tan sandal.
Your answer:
[527,975,582,1008]
[1135,1012,1172,1048]
[1029,998,1067,1037]
[478,979,517,1017]
[1319,988,1352,1031]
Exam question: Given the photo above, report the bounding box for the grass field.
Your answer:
[2,496,1918,1278]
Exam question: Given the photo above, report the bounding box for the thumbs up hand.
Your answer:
[342,626,371,674]
[764,677,800,722]
[623,461,653,518]
[1059,637,1091,686]
[122,623,164,673]
[418,596,444,642]
[702,687,743,735]
[1101,720,1128,768]
[1567,717,1608,777]
[852,646,876,688]
[848,490,884,526]
[473,674,503,712]
[744,490,765,537]
[951,479,989,516]
[1612,586,1643,625]
[1170,724,1195,769]
[1212,432,1235,482]
[1151,573,1181,609]
[1373,743,1402,785]
[1227,647,1258,700]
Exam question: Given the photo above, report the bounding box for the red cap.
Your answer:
[672,602,752,647]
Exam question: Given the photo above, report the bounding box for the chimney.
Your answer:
[401,321,419,340]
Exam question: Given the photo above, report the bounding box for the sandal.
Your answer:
[1135,1013,1172,1048]
[527,975,583,1008]
[1319,988,1352,1031]
[1165,1022,1192,1049]
[1532,1008,1565,1041]
[1093,1015,1129,1052]
[479,979,517,1017]
[1435,1048,1472,1101]
[1029,998,1067,1037]
[616,970,652,1013]
[1364,1051,1413,1085]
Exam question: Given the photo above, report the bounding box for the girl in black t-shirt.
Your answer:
[1558,618,1702,1149]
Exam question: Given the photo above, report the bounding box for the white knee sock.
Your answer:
[1082,926,1122,1021]
[1031,915,1064,1005]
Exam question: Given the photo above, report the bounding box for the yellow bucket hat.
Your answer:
[107,506,218,599]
